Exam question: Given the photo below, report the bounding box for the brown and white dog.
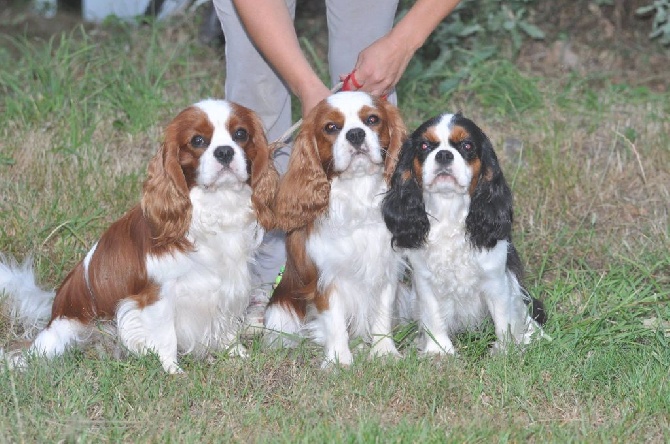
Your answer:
[0,99,278,373]
[264,91,407,367]
[382,113,547,355]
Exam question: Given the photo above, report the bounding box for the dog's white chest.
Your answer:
[145,187,261,353]
[308,175,396,286]
[413,219,481,295]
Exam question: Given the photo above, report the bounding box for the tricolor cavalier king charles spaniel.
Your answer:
[264,91,407,367]
[382,113,547,355]
[0,99,278,373]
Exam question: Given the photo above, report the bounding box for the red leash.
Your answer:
[341,70,388,99]
[341,70,363,91]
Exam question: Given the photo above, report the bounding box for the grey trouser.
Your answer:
[213,0,399,287]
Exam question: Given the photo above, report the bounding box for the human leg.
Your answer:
[213,0,297,302]
[325,0,400,104]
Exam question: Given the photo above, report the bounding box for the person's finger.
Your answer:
[349,70,363,89]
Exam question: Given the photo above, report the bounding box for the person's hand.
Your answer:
[348,33,414,98]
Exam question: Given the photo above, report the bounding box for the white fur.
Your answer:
[306,174,402,367]
[0,254,53,336]
[0,100,264,373]
[409,140,542,355]
[264,302,303,347]
[82,242,98,295]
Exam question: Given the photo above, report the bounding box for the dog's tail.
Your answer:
[0,254,54,337]
[524,291,547,326]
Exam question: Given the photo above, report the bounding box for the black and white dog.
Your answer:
[383,113,547,355]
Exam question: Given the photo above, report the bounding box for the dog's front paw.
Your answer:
[162,360,184,374]
[422,335,456,356]
[369,337,401,359]
[321,347,353,369]
[227,343,248,358]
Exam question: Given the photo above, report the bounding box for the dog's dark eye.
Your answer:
[233,128,248,142]
[366,114,380,126]
[461,140,473,151]
[325,122,341,134]
[420,141,430,151]
[191,135,207,148]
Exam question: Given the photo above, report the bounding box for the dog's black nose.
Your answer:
[435,150,454,165]
[346,128,366,146]
[214,146,235,165]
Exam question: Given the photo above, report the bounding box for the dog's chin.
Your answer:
[340,153,383,178]
[426,172,468,194]
[201,168,247,191]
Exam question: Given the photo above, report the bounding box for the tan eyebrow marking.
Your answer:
[423,127,441,144]
[448,125,469,145]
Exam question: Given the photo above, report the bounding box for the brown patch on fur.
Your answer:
[424,127,441,144]
[171,106,214,189]
[230,103,279,230]
[372,99,407,185]
[49,206,157,324]
[88,207,156,312]
[49,261,97,324]
[313,284,331,313]
[469,158,482,196]
[272,100,334,232]
[267,229,318,320]
[142,106,212,251]
[133,283,161,309]
[449,125,470,145]
[413,157,424,187]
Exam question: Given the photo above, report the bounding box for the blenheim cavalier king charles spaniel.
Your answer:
[0,99,278,373]
[265,91,407,367]
[382,113,547,355]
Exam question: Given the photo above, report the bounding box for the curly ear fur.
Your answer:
[382,138,430,249]
[142,137,192,250]
[465,136,513,250]
[377,99,408,185]
[246,111,279,231]
[273,122,330,232]
[266,228,317,319]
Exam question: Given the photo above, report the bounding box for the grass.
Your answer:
[1,7,669,444]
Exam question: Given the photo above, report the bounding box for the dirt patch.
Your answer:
[0,0,88,41]
[519,0,669,91]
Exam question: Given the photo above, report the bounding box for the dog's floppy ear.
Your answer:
[382,137,430,249]
[377,98,407,185]
[142,126,193,250]
[244,108,279,231]
[465,134,513,249]
[273,116,330,232]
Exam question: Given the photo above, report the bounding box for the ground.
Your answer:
[521,0,668,92]
[0,0,668,89]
